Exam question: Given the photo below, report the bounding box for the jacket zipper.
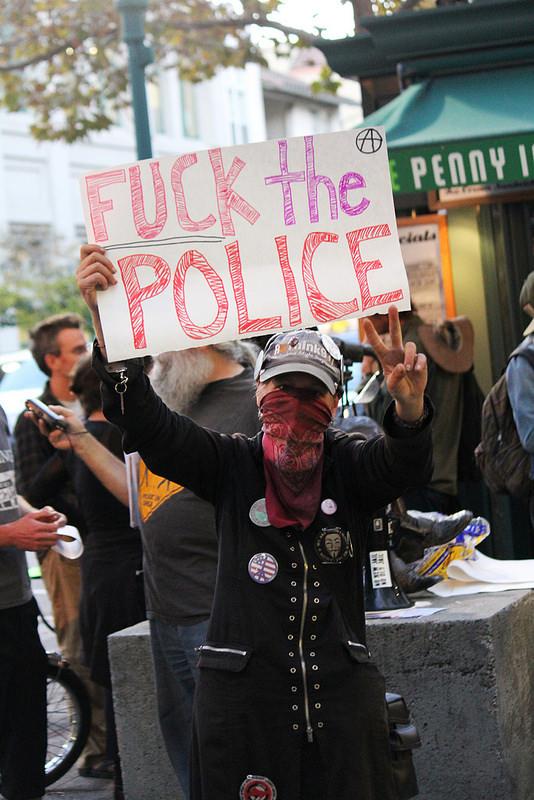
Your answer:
[298,540,314,743]
[197,645,248,656]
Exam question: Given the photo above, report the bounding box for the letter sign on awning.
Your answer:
[389,133,534,194]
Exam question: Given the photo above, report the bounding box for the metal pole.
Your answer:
[116,0,154,160]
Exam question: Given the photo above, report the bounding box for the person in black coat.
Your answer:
[77,244,432,800]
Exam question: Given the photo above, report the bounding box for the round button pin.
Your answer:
[321,498,337,515]
[249,498,270,527]
[248,552,278,584]
[320,334,341,360]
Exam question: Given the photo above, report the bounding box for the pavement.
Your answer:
[31,555,115,800]
[47,769,114,800]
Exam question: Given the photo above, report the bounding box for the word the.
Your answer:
[265,136,370,226]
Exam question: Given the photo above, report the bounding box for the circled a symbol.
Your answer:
[355,128,383,154]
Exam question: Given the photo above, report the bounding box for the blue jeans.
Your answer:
[149,617,209,798]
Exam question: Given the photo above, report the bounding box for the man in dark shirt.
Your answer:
[362,308,474,514]
[92,320,431,800]
[507,272,534,526]
[137,344,260,792]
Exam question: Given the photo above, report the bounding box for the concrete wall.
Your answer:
[109,590,534,800]
[367,589,534,800]
[109,621,183,800]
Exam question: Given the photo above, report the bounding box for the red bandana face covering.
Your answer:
[260,389,333,530]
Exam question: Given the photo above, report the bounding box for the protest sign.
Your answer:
[80,127,410,360]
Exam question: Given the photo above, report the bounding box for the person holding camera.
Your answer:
[30,339,260,798]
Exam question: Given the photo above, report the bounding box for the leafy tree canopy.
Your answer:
[0,0,327,144]
[0,0,446,144]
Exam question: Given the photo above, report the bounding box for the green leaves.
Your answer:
[310,65,342,95]
[0,0,321,143]
[0,231,93,332]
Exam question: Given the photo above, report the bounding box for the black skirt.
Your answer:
[80,538,146,688]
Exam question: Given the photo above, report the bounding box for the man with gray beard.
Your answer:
[37,340,260,797]
[128,342,260,795]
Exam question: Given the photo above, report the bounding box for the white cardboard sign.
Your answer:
[80,127,410,360]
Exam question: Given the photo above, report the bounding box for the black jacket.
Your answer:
[96,353,433,800]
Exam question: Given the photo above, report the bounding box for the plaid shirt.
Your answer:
[13,382,86,535]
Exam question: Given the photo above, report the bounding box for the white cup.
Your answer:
[52,525,84,560]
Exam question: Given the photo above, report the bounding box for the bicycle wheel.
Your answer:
[45,655,92,786]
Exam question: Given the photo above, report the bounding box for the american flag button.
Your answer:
[248,552,279,584]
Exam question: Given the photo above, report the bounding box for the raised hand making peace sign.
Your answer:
[362,306,427,423]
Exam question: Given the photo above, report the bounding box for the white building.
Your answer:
[262,48,362,140]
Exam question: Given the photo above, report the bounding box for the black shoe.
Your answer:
[390,551,442,593]
[78,759,115,779]
[401,509,474,545]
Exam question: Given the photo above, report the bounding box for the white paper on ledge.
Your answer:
[429,580,534,598]
[366,603,445,619]
[447,551,534,583]
[429,551,534,597]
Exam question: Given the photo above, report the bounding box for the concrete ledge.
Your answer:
[109,590,534,800]
[367,590,534,800]
[108,621,183,800]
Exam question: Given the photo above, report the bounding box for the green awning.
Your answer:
[364,66,534,194]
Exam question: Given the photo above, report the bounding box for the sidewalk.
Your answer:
[47,767,113,800]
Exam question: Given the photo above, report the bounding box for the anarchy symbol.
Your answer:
[355,128,383,154]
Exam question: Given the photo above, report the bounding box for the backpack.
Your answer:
[475,348,534,498]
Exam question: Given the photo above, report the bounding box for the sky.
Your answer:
[269,0,356,40]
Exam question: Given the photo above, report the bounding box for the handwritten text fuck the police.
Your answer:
[81,129,409,359]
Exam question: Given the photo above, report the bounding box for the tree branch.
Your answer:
[0,10,320,74]
[161,15,319,45]
[0,43,74,71]
[0,29,119,72]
